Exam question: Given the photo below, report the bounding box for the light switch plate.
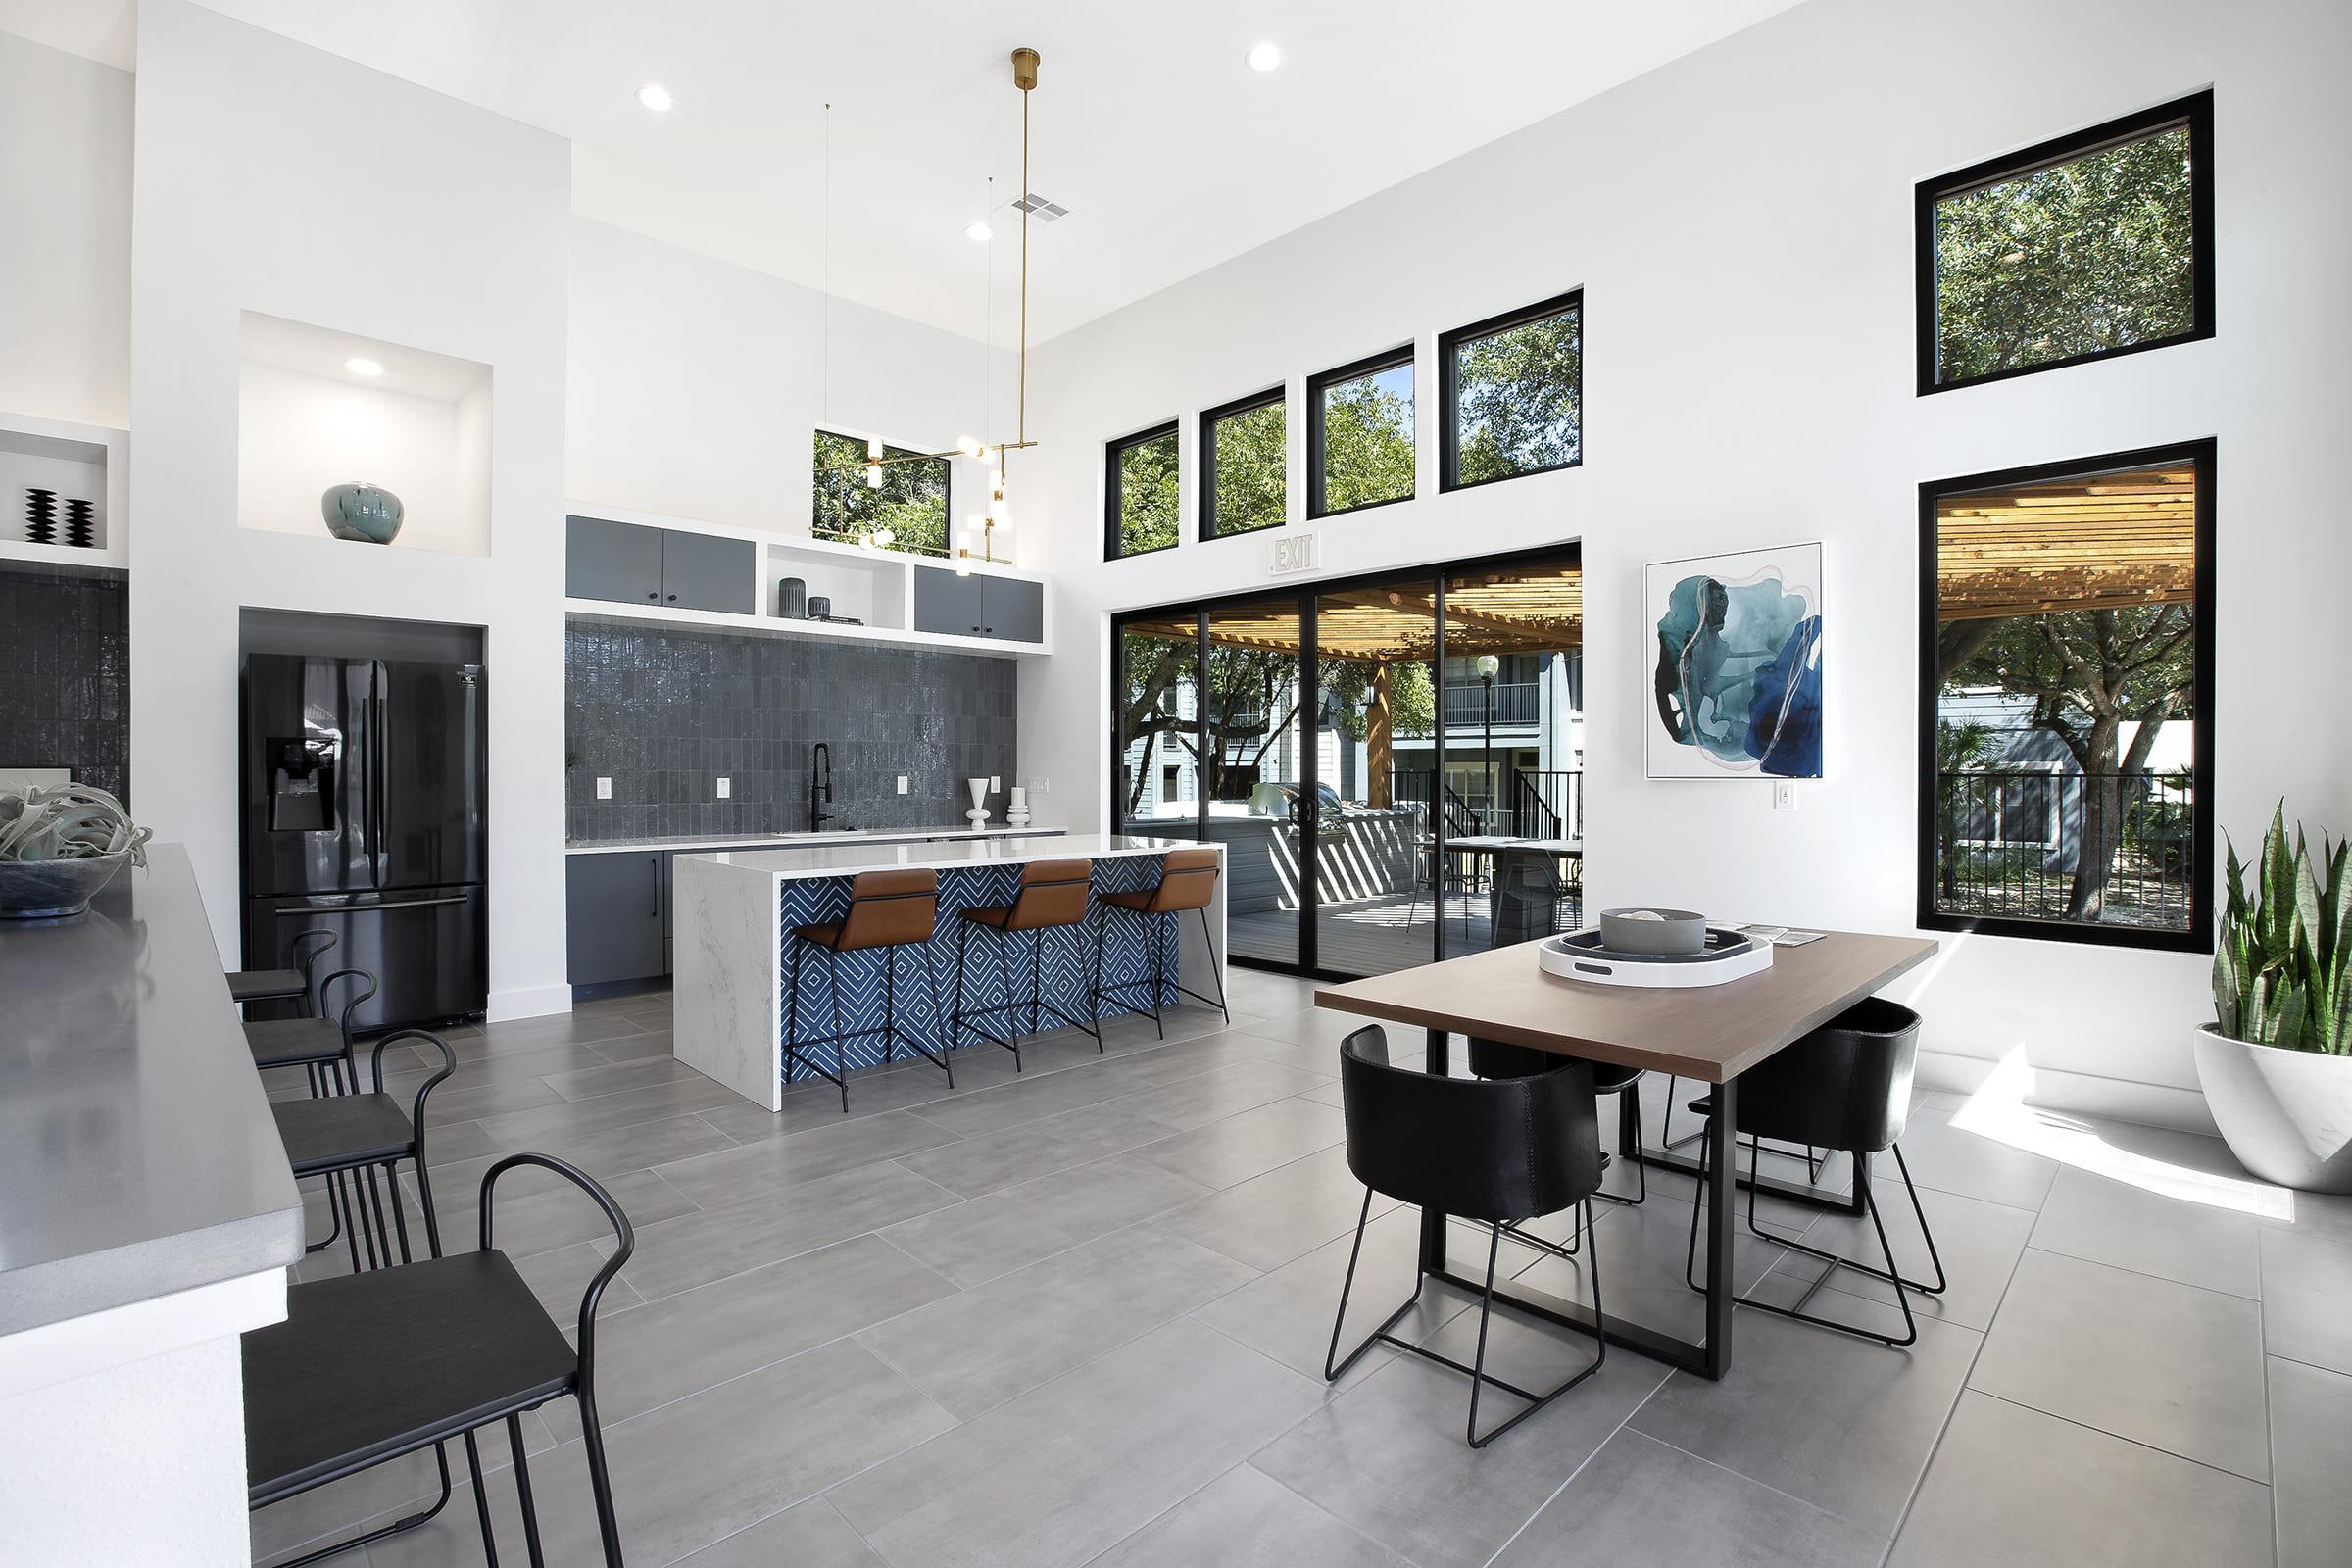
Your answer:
[716,777,731,799]
[1772,780,1796,810]
[1028,777,1049,795]
[896,775,908,794]
[595,776,612,800]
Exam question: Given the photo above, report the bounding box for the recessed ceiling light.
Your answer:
[965,220,994,243]
[344,358,384,376]
[636,83,673,113]
[1245,42,1282,72]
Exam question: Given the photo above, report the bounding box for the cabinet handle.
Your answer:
[647,591,659,600]
[666,593,678,602]
[650,857,661,916]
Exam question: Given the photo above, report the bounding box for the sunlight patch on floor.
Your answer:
[1950,1049,2293,1221]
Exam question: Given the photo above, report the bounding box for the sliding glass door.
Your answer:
[1112,545,1581,979]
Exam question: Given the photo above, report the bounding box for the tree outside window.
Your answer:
[1108,424,1179,558]
[1314,357,1414,515]
[809,430,949,555]
[1447,299,1581,487]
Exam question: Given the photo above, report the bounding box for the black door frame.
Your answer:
[1107,540,1580,982]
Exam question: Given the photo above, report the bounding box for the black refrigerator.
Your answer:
[241,654,488,1029]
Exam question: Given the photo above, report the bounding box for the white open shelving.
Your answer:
[561,500,1051,659]
[0,412,128,572]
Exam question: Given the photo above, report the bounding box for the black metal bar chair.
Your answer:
[1324,1025,1609,1449]
[272,1025,456,1280]
[1682,997,1946,1346]
[1466,1036,1646,1260]
[1089,847,1229,1037]
[247,967,376,1259]
[787,868,952,1112]
[954,858,1101,1070]
[244,1153,635,1567]
[226,926,338,1012]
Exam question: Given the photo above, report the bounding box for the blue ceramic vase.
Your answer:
[320,482,404,545]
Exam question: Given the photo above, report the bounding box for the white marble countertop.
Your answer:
[566,825,1065,856]
[683,832,1214,883]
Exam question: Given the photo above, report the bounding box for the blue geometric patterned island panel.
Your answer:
[777,855,1181,1082]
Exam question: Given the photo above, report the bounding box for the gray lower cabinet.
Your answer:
[566,515,665,606]
[661,531,757,614]
[566,852,667,986]
[912,566,1042,643]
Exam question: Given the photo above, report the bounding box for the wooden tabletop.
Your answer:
[1314,930,1937,1084]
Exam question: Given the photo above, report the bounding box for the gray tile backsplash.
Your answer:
[0,567,129,804]
[565,620,1018,841]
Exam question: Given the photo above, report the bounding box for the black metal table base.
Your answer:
[1417,1028,1747,1379]
[1634,1141,1871,1217]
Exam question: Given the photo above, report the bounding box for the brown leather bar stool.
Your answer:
[1090,847,1230,1039]
[953,858,1101,1070]
[787,868,951,1112]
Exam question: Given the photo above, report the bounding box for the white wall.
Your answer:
[0,30,130,428]
[1017,0,2352,1129]
[567,219,1017,553]
[128,0,573,1018]
[235,362,490,557]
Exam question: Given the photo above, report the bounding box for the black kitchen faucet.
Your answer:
[808,742,836,832]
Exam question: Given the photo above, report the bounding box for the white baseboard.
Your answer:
[486,983,572,1024]
[1917,1048,2218,1137]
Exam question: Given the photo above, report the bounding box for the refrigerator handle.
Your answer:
[371,670,389,890]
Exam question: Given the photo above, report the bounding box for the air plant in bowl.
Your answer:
[0,783,153,918]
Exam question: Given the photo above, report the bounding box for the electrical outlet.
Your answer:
[1772,780,1796,810]
[896,775,908,795]
[1028,777,1049,796]
[716,776,731,799]
[595,776,612,800]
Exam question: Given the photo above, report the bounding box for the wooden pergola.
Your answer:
[1121,564,1583,808]
[1936,463,2197,620]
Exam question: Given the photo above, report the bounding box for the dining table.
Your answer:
[1313,927,1937,1379]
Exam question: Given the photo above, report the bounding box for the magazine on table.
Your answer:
[1731,923,1827,947]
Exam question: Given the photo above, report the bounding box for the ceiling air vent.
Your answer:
[1011,192,1069,221]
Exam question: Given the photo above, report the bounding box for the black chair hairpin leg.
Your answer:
[1196,906,1231,1024]
[463,1428,502,1566]
[508,1411,548,1568]
[920,938,955,1087]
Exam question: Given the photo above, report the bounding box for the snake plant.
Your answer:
[0,783,152,866]
[2213,804,2351,1054]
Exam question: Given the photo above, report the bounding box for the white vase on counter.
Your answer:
[1005,786,1030,827]
[966,777,992,828]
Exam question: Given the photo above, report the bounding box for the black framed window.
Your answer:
[1200,387,1286,541]
[1308,346,1415,518]
[1104,421,1180,560]
[1918,440,2214,951]
[1918,91,2213,394]
[1441,290,1582,490]
[810,429,950,555]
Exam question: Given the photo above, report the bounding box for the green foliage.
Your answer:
[1320,368,1414,512]
[2213,805,2352,1055]
[1936,124,2196,383]
[1454,311,1581,484]
[1208,401,1285,536]
[810,430,950,556]
[1319,659,1435,742]
[0,783,151,865]
[1116,429,1181,556]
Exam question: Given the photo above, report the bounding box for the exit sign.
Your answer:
[1269,532,1320,576]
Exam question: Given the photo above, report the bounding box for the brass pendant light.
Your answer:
[821,47,1043,569]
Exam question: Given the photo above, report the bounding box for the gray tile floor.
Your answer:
[259,968,2352,1567]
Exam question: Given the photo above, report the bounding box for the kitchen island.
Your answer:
[0,844,305,1564]
[674,834,1225,1110]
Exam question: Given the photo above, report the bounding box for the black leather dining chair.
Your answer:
[244,1153,635,1567]
[1466,1035,1646,1260]
[1324,1025,1609,1448]
[1681,997,1946,1345]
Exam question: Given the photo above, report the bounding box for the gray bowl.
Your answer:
[1598,906,1707,956]
[0,853,130,919]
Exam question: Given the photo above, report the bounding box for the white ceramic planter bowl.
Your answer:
[2193,1024,2352,1194]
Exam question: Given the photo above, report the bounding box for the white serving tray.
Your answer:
[1538,927,1774,988]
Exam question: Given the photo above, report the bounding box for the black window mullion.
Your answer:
[1298,591,1319,977]
[1431,572,1448,965]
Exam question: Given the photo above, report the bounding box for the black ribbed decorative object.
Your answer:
[24,488,57,545]
[63,498,95,550]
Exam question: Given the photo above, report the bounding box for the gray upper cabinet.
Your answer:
[661,531,756,613]
[982,576,1045,644]
[913,567,986,638]
[566,515,665,605]
[565,516,755,614]
[912,565,1043,644]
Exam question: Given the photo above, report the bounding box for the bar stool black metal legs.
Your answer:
[953,858,1101,1069]
[786,868,950,1112]
[1090,847,1229,1037]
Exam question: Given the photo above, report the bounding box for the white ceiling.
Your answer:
[3,0,1803,344]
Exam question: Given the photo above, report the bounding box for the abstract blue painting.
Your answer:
[1645,543,1824,779]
